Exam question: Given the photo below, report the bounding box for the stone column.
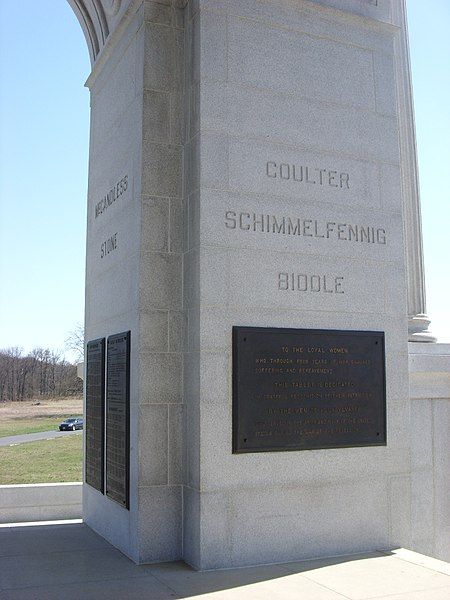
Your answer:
[392,0,436,342]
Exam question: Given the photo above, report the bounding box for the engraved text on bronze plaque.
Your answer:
[85,338,105,492]
[233,327,386,453]
[106,331,130,508]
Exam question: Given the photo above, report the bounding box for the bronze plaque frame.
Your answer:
[106,331,130,508]
[232,326,386,453]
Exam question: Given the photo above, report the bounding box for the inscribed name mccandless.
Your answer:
[225,211,386,245]
[95,175,128,218]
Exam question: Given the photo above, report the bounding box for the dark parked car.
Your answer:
[59,418,84,431]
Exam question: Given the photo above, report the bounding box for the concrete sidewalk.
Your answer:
[0,522,449,599]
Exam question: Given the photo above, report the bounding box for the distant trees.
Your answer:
[65,323,85,361]
[0,347,82,402]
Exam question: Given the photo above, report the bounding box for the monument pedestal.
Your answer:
[80,0,419,569]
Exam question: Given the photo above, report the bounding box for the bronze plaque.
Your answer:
[233,327,386,453]
[85,338,105,493]
[106,331,130,508]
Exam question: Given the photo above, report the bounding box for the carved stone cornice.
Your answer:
[66,0,125,64]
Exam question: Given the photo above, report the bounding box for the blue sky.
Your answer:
[408,0,450,342]
[0,1,449,361]
[0,1,90,360]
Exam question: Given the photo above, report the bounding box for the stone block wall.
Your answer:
[409,343,450,563]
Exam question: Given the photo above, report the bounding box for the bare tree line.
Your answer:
[0,347,83,402]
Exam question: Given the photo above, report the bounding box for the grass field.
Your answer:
[0,397,83,438]
[0,435,82,484]
[0,417,66,438]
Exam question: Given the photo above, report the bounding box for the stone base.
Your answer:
[408,314,437,343]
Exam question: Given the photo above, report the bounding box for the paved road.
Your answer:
[0,429,82,447]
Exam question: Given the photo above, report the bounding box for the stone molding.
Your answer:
[392,0,436,342]
[67,0,110,63]
[67,1,188,65]
[104,0,122,15]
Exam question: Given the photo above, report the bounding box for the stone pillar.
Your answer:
[183,0,412,569]
[391,0,436,342]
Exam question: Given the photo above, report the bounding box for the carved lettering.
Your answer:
[100,233,118,258]
[225,211,387,246]
[95,175,128,218]
[266,161,350,189]
[278,273,345,294]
